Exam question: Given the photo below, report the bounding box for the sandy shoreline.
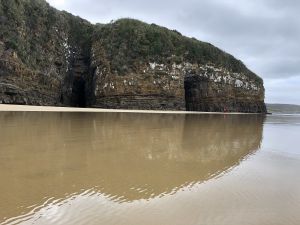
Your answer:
[0,104,257,114]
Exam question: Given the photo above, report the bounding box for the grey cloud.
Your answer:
[249,57,300,79]
[265,77,300,104]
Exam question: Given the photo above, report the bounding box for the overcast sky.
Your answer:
[46,0,300,104]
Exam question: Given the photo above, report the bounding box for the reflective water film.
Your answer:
[0,112,299,225]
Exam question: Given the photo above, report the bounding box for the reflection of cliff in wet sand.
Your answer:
[0,112,264,221]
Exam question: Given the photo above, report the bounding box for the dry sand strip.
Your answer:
[0,104,257,114]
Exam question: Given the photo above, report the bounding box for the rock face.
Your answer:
[183,64,266,112]
[0,0,266,113]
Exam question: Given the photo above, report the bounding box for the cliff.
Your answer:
[0,0,266,113]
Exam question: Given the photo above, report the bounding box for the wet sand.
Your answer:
[0,104,255,114]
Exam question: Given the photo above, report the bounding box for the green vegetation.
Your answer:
[63,12,94,56]
[95,19,262,83]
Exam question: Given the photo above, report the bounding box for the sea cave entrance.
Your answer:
[184,75,207,111]
[71,77,86,107]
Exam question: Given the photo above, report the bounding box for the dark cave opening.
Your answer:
[184,75,206,111]
[184,76,195,111]
[71,77,86,107]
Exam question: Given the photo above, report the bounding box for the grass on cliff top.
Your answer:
[95,18,262,83]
